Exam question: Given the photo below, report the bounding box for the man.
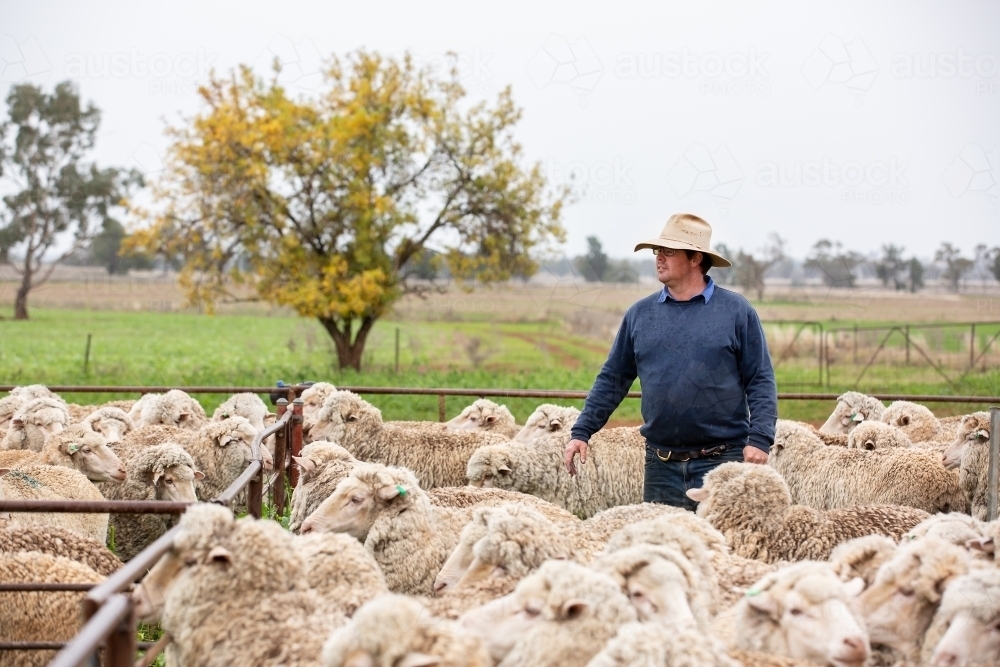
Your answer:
[564,213,777,511]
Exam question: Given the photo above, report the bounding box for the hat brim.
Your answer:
[634,238,732,268]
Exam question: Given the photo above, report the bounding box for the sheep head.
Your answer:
[435,508,493,595]
[819,392,885,434]
[299,463,417,539]
[20,397,69,445]
[881,400,942,442]
[212,393,268,431]
[305,390,381,445]
[857,537,971,659]
[928,568,1000,667]
[299,382,336,421]
[207,416,272,471]
[445,399,514,433]
[134,443,203,502]
[465,445,516,489]
[847,421,912,451]
[736,562,869,667]
[942,412,990,469]
[512,404,580,444]
[828,535,897,589]
[84,407,134,443]
[686,461,791,520]
[46,425,127,483]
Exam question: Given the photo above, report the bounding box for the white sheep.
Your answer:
[300,382,337,421]
[0,463,109,543]
[445,398,520,438]
[880,399,949,443]
[845,420,912,450]
[80,406,134,443]
[925,567,1000,667]
[0,423,126,484]
[289,441,360,533]
[0,520,123,576]
[818,391,885,434]
[941,411,993,520]
[0,397,70,452]
[512,403,581,444]
[587,623,742,667]
[128,389,207,430]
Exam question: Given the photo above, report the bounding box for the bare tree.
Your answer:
[732,233,785,301]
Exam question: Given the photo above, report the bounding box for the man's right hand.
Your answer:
[565,439,588,476]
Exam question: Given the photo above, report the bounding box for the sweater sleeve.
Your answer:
[738,307,778,452]
[570,311,638,443]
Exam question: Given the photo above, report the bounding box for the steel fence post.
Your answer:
[988,406,999,522]
[104,599,135,667]
[272,399,288,519]
[290,399,304,489]
[438,394,446,422]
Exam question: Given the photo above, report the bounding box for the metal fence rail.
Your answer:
[1,399,302,667]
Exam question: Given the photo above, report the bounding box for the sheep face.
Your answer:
[299,382,335,421]
[931,607,1000,667]
[88,414,131,443]
[445,399,510,433]
[299,472,406,538]
[819,392,883,435]
[152,465,202,502]
[857,539,970,657]
[512,405,578,444]
[847,421,911,451]
[619,557,697,629]
[942,413,990,469]
[740,566,869,667]
[132,533,231,622]
[460,591,546,664]
[62,430,127,483]
[305,391,381,445]
[215,418,272,471]
[435,519,489,594]
[465,448,515,489]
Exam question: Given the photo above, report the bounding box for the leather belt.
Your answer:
[654,445,728,463]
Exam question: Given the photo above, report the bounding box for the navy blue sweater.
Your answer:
[570,281,778,453]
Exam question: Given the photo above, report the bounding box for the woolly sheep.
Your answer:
[445,398,519,438]
[720,561,870,667]
[857,537,974,663]
[880,400,948,443]
[827,535,897,589]
[132,504,344,666]
[460,560,637,667]
[902,512,988,549]
[290,441,360,533]
[425,486,577,524]
[99,442,203,561]
[300,382,337,421]
[587,623,742,667]
[0,464,109,543]
[0,395,23,430]
[212,392,268,430]
[845,420,912,450]
[0,520,122,576]
[818,391,885,434]
[8,384,59,401]
[123,416,270,499]
[925,567,1000,667]
[128,389,207,430]
[687,462,929,563]
[0,552,104,667]
[942,412,992,519]
[424,574,523,621]
[305,390,508,488]
[65,399,136,424]
[293,531,388,617]
[80,406,134,443]
[466,428,644,517]
[0,397,70,452]
[322,594,490,667]
[770,419,968,514]
[512,403,581,444]
[0,424,127,484]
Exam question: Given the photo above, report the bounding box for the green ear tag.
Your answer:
[745,588,761,597]
[67,444,79,454]
[395,484,407,497]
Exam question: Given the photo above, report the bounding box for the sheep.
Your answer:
[290,441,360,533]
[717,561,870,667]
[466,429,644,517]
[300,381,337,421]
[512,403,581,444]
[0,397,70,452]
[0,551,104,667]
[122,416,270,500]
[460,560,637,667]
[924,567,1000,667]
[80,406,134,443]
[770,419,968,514]
[902,512,988,549]
[445,398,520,438]
[687,462,929,563]
[65,399,136,424]
[0,520,122,576]
[128,389,207,430]
[98,442,203,561]
[7,384,59,401]
[425,486,578,524]
[818,391,884,434]
[132,504,344,667]
[880,399,949,443]
[322,594,491,667]
[0,424,126,484]
[305,390,508,488]
[0,395,23,429]
[827,535,897,589]
[0,464,109,543]
[293,531,388,617]
[845,420,912,450]
[856,537,974,663]
[942,412,993,520]
[212,392,268,430]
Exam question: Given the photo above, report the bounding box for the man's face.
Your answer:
[654,247,701,285]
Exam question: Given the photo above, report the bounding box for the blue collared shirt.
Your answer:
[657,276,716,304]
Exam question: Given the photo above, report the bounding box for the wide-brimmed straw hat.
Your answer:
[633,213,732,268]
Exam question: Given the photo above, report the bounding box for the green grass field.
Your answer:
[2,308,997,424]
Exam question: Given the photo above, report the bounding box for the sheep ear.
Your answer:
[485,415,496,424]
[559,599,589,620]
[548,419,562,431]
[745,591,780,619]
[208,546,232,564]
[852,413,865,422]
[844,577,866,597]
[497,464,512,474]
[0,468,9,477]
[397,654,441,667]
[67,444,80,455]
[292,456,316,476]
[966,536,995,554]
[11,417,23,427]
[151,471,163,486]
[686,487,709,502]
[900,415,910,425]
[193,471,206,481]
[218,434,232,447]
[178,412,191,422]
[378,484,403,501]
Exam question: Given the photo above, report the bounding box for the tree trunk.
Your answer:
[14,271,31,320]
[318,315,376,371]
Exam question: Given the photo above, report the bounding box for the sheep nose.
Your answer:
[433,579,448,595]
[932,651,958,667]
[840,636,868,661]
[300,522,314,534]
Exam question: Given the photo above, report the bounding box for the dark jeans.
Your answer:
[643,446,745,511]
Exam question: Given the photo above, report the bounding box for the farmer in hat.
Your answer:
[564,213,777,511]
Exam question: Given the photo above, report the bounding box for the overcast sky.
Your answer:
[2,0,998,260]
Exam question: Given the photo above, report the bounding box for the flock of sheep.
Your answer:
[0,382,998,667]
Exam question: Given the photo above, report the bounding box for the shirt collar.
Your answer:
[658,276,715,304]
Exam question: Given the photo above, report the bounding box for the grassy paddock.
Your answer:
[1,308,997,425]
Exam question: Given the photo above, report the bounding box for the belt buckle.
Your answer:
[656,449,672,463]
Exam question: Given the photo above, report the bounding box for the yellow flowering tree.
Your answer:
[128,51,566,370]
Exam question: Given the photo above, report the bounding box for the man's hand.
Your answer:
[743,445,768,465]
[565,439,588,475]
